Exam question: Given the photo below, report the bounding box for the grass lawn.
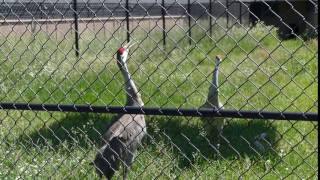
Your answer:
[0,20,318,179]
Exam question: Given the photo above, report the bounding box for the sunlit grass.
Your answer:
[0,21,318,179]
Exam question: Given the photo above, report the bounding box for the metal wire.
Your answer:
[0,0,318,179]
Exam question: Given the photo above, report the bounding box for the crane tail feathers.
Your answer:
[93,137,123,179]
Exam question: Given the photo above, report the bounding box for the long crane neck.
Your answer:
[206,60,220,107]
[119,63,144,106]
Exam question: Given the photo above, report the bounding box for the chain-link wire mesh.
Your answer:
[0,0,318,179]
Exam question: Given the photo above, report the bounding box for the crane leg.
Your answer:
[123,151,134,180]
[215,118,225,151]
[123,165,128,180]
[216,128,222,151]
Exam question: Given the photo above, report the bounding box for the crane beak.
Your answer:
[129,41,137,49]
[123,41,130,49]
[123,40,137,49]
[216,55,222,61]
[122,41,138,63]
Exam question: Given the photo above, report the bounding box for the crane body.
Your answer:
[201,56,225,148]
[93,42,146,180]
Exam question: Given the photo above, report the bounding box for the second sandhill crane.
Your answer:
[92,41,146,180]
[201,56,225,148]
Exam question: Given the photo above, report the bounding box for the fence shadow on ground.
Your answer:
[17,113,114,149]
[17,112,278,169]
[145,115,278,168]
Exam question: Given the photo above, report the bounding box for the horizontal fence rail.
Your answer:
[0,16,187,24]
[0,102,318,121]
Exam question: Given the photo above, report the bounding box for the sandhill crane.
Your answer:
[201,55,225,149]
[201,56,268,152]
[92,41,146,180]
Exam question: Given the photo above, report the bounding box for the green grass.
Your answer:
[0,21,318,179]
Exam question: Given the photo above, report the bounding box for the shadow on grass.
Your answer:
[18,113,116,149]
[18,113,278,169]
[144,115,278,168]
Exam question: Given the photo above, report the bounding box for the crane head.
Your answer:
[215,55,222,66]
[116,41,136,66]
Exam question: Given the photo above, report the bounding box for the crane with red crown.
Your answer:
[92,41,146,180]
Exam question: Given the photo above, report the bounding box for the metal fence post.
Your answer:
[226,0,229,28]
[73,0,79,58]
[126,0,130,42]
[162,0,166,48]
[209,0,212,36]
[239,1,242,24]
[188,0,191,45]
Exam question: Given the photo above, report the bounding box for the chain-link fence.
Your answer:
[0,0,318,179]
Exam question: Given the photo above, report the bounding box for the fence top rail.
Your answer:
[0,102,317,121]
[0,15,187,24]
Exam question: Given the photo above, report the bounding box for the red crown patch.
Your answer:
[117,47,125,55]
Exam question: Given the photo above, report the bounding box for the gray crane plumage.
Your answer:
[201,56,225,147]
[93,42,146,180]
